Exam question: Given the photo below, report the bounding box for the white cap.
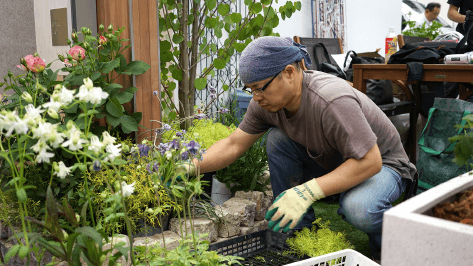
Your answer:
[389,26,395,31]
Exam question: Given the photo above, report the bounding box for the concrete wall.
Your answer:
[0,0,37,94]
[33,0,72,76]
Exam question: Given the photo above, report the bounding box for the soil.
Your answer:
[433,188,473,226]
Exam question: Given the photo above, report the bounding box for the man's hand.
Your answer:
[175,162,196,176]
[265,179,325,233]
[464,10,473,31]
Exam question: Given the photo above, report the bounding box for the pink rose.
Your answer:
[68,45,86,61]
[99,36,107,45]
[21,55,45,73]
[62,59,75,67]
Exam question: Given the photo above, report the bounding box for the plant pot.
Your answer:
[382,170,473,266]
[211,176,233,206]
[200,171,215,198]
[122,212,171,238]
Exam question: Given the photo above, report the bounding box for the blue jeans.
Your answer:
[266,128,407,256]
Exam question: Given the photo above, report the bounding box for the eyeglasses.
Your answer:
[242,74,278,96]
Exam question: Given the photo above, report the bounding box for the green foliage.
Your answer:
[76,151,175,235]
[450,114,473,168]
[134,234,243,266]
[158,0,302,127]
[285,218,354,258]
[215,135,269,193]
[402,20,443,40]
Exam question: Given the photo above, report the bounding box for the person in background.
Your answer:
[411,2,441,28]
[189,36,416,262]
[447,0,473,35]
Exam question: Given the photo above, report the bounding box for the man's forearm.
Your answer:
[448,5,465,23]
[192,137,242,174]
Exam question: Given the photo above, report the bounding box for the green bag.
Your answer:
[416,98,473,194]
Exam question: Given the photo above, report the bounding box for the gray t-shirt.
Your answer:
[239,70,416,181]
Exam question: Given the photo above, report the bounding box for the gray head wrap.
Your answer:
[238,36,312,84]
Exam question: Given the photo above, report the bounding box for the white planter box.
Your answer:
[382,170,473,266]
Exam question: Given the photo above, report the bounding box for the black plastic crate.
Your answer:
[209,229,303,265]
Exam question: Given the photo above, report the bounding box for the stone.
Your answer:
[218,221,241,238]
[254,220,269,231]
[134,230,181,251]
[214,205,242,226]
[101,234,131,266]
[169,218,218,242]
[222,198,256,227]
[240,226,257,236]
[235,191,266,221]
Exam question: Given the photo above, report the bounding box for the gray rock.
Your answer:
[134,230,181,251]
[169,218,218,242]
[222,198,256,227]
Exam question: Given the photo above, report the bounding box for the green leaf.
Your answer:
[125,87,139,94]
[106,114,121,127]
[194,78,207,90]
[172,69,183,81]
[105,97,123,117]
[90,72,102,81]
[115,91,134,104]
[232,42,246,53]
[5,244,20,263]
[230,13,242,23]
[213,58,226,70]
[205,17,218,29]
[16,188,27,203]
[131,111,142,123]
[160,40,172,51]
[172,34,185,44]
[117,54,128,73]
[125,61,151,75]
[251,2,262,13]
[76,227,103,248]
[101,58,120,74]
[261,0,271,5]
[18,245,29,259]
[206,0,217,10]
[222,84,229,91]
[120,115,139,133]
[218,4,230,16]
[104,83,123,95]
[295,1,302,10]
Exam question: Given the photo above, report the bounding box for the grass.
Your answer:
[310,195,405,258]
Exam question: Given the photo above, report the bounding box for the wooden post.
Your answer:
[96,0,161,143]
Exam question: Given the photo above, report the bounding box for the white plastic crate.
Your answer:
[285,249,379,266]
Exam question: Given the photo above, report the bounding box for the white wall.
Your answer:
[34,0,73,74]
[272,0,313,38]
[271,0,401,56]
[346,0,401,56]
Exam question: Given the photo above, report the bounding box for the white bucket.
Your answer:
[211,176,233,206]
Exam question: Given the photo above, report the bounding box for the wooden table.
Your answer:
[352,64,473,165]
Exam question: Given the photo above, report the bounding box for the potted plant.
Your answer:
[382,114,473,265]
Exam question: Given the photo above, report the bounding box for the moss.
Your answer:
[285,218,354,258]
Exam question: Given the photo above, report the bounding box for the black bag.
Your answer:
[313,43,346,80]
[456,20,473,54]
[344,51,394,105]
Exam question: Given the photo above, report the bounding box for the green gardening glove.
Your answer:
[265,179,325,233]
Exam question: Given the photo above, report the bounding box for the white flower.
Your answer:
[54,161,72,179]
[83,77,94,90]
[25,104,45,120]
[102,131,116,145]
[75,85,90,102]
[58,86,75,105]
[9,116,29,136]
[21,92,33,102]
[36,146,54,163]
[31,139,48,153]
[62,127,87,151]
[48,126,66,148]
[165,151,172,160]
[33,122,53,142]
[88,87,108,105]
[105,143,122,162]
[119,181,135,197]
[42,99,62,113]
[89,135,103,153]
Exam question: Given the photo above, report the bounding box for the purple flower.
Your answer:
[153,90,158,96]
[209,87,216,94]
[146,163,152,174]
[181,150,189,161]
[146,162,159,174]
[210,94,216,100]
[186,140,200,155]
[153,162,159,172]
[194,113,206,120]
[158,143,168,155]
[93,160,101,171]
[163,123,172,131]
[220,108,229,114]
[176,129,187,138]
[137,144,150,157]
[168,139,179,150]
